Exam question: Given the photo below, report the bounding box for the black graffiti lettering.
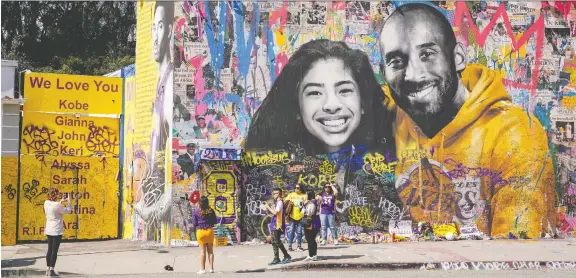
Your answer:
[21,124,60,156]
[22,179,49,202]
[85,125,119,155]
[2,184,16,200]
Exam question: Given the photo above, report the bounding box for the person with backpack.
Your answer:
[261,188,292,265]
[284,184,308,251]
[302,190,321,261]
[316,183,339,245]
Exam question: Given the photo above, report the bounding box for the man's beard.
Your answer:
[390,68,458,120]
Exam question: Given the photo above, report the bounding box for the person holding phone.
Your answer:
[43,188,72,277]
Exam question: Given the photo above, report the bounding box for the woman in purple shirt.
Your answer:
[193,196,217,274]
[316,183,339,245]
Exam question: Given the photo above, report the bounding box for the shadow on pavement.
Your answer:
[236,268,267,273]
[315,255,364,261]
[318,246,350,250]
[1,269,86,277]
[1,257,40,268]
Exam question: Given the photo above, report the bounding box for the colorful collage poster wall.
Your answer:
[167,1,573,241]
[19,72,122,241]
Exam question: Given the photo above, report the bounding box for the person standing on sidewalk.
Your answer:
[303,190,321,261]
[44,188,72,277]
[262,188,292,265]
[285,184,307,251]
[317,183,339,245]
[193,196,217,274]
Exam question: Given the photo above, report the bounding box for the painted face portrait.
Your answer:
[153,6,168,63]
[245,39,393,156]
[298,59,362,152]
[380,10,459,119]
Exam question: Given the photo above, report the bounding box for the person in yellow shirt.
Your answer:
[379,3,556,239]
[285,184,308,251]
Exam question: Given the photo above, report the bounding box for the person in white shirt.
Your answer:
[44,188,72,277]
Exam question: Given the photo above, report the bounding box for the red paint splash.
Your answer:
[275,52,289,77]
[454,2,544,95]
[542,1,576,20]
[268,1,288,31]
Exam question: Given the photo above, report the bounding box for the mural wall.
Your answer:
[19,72,122,241]
[132,1,576,242]
[129,0,174,245]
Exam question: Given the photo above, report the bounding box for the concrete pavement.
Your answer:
[2,239,576,276]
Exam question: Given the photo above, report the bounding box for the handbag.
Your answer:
[300,201,315,228]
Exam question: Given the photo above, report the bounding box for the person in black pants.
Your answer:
[262,188,291,265]
[302,190,321,261]
[44,188,72,276]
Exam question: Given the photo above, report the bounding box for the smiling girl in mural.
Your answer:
[244,39,394,156]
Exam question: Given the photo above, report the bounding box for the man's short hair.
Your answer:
[382,3,457,50]
[273,188,282,195]
[155,1,174,24]
[187,143,196,149]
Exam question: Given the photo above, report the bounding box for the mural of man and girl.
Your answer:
[244,3,557,240]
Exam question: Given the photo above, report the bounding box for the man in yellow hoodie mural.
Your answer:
[379,3,556,238]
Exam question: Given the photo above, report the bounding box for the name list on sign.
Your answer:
[27,75,120,112]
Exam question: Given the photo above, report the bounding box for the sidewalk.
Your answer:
[3,239,576,276]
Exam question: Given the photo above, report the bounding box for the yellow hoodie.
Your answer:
[385,64,556,239]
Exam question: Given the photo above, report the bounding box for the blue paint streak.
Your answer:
[265,25,277,83]
[233,2,259,79]
[203,0,228,87]
[534,103,552,132]
[563,91,576,97]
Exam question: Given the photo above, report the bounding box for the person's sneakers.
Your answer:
[297,246,305,251]
[49,270,59,277]
[288,246,294,251]
[45,270,50,276]
[334,240,339,245]
[320,240,326,245]
[196,270,206,274]
[303,256,313,262]
[312,255,319,261]
[281,255,292,264]
[268,259,281,265]
[209,269,214,273]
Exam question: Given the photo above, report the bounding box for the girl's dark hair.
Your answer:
[307,190,315,201]
[245,39,393,155]
[199,196,212,216]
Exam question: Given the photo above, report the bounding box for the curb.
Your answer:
[244,261,576,272]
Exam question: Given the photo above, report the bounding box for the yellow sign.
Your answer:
[21,111,120,156]
[18,155,119,241]
[23,72,122,114]
[1,157,19,245]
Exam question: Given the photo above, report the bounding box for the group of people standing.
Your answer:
[262,183,339,265]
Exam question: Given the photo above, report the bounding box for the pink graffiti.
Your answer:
[268,1,288,31]
[542,1,576,20]
[330,1,346,11]
[175,17,186,41]
[559,212,576,232]
[454,2,544,95]
[275,52,289,77]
